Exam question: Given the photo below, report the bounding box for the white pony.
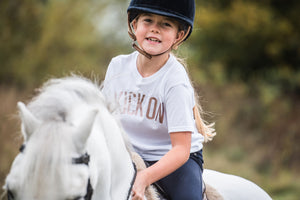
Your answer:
[3,76,272,200]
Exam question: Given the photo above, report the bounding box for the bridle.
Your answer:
[71,153,94,200]
[8,144,137,200]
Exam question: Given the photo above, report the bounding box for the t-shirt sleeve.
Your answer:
[165,84,195,133]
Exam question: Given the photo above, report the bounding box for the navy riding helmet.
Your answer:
[127,0,195,40]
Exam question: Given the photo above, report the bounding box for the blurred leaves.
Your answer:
[188,0,300,174]
[193,0,300,94]
[0,0,125,87]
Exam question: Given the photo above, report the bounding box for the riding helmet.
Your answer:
[127,0,195,39]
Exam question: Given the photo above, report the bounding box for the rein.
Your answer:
[126,162,137,200]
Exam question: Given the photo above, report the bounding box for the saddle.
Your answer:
[131,152,224,200]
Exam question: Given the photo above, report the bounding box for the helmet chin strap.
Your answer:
[127,16,152,59]
[132,42,153,59]
[128,14,191,60]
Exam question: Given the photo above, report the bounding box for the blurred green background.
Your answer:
[0,0,299,199]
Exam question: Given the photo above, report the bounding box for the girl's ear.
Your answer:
[172,30,185,50]
[173,26,191,50]
[175,30,185,42]
[131,19,138,32]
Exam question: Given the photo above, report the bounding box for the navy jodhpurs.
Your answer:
[146,150,204,200]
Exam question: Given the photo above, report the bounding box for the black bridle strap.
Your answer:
[7,188,14,200]
[72,153,93,200]
[84,179,93,200]
[72,153,90,165]
[126,162,137,200]
[19,144,91,167]
[19,144,25,152]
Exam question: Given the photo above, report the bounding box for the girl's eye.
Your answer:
[144,18,152,23]
[163,22,172,27]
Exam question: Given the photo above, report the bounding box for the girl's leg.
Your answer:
[147,150,204,200]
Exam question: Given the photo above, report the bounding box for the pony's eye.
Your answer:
[7,190,15,200]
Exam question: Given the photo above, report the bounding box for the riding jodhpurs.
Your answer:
[145,150,204,200]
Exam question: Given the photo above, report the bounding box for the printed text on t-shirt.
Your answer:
[115,91,164,124]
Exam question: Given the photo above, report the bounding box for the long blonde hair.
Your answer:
[175,54,216,142]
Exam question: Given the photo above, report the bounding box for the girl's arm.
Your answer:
[132,131,192,200]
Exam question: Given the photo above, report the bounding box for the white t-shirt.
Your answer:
[102,51,204,161]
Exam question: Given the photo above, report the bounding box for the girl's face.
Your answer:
[132,13,184,56]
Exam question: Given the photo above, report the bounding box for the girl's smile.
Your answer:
[146,37,161,43]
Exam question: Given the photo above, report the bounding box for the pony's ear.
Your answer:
[73,109,98,152]
[17,102,41,141]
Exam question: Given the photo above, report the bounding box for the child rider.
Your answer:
[102,0,216,199]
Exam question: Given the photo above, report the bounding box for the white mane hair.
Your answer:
[18,119,78,199]
[27,76,106,124]
[7,76,133,199]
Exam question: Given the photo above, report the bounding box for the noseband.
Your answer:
[72,153,94,200]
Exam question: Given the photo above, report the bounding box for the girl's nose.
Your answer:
[150,23,160,33]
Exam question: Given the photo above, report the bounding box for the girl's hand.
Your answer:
[131,170,149,200]
[132,132,191,200]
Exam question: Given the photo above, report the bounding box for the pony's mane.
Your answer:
[20,122,76,198]
[18,76,132,197]
[28,76,106,122]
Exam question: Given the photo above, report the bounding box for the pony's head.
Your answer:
[4,77,103,200]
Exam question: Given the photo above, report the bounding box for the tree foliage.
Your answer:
[192,0,300,95]
[189,0,300,170]
[0,0,121,87]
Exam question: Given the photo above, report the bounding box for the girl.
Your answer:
[102,0,215,199]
